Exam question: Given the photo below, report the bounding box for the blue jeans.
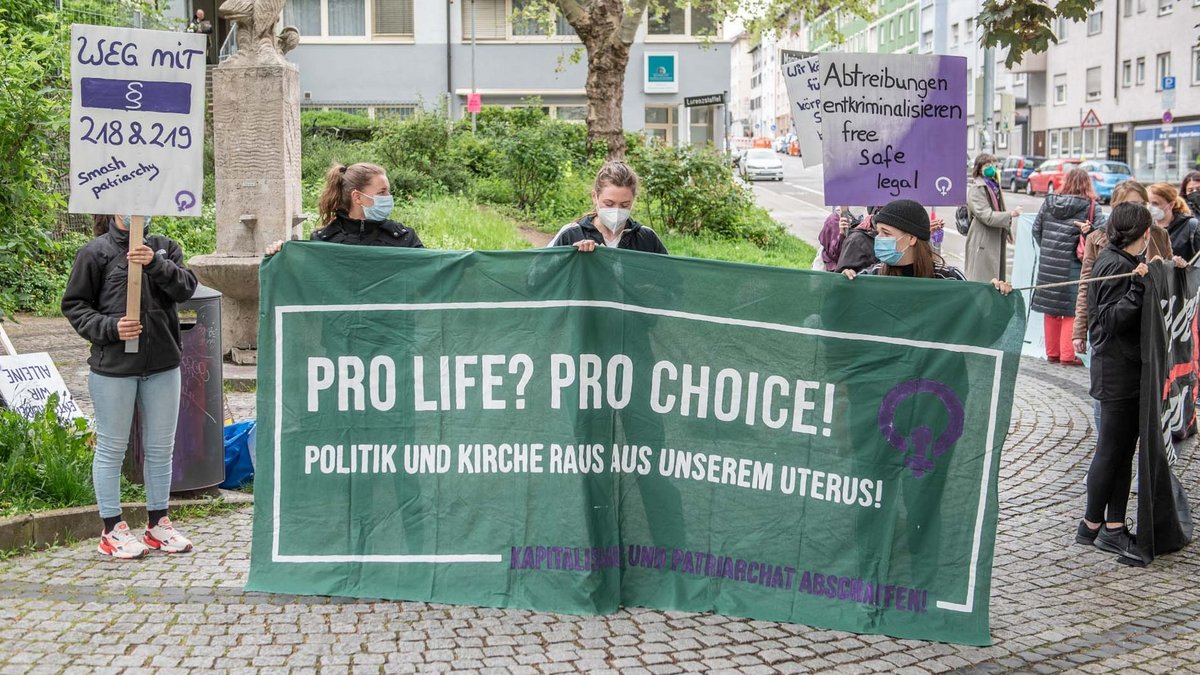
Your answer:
[89,369,180,518]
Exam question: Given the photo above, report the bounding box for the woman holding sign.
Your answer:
[548,162,668,254]
[62,214,198,559]
[266,163,423,253]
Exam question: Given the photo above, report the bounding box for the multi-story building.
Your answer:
[204,0,731,148]
[1015,1,1200,184]
[807,0,921,55]
[919,0,1031,156]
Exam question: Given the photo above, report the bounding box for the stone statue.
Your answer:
[193,0,304,364]
[218,0,294,66]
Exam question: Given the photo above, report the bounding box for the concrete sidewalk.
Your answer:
[2,314,1198,672]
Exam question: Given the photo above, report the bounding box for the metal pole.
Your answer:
[471,0,477,134]
[981,46,995,154]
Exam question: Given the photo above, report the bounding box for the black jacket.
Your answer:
[1032,194,1094,317]
[549,215,668,254]
[1087,245,1144,401]
[312,213,424,248]
[1165,212,1200,263]
[62,226,198,377]
[835,225,877,273]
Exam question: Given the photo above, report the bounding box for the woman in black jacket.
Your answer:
[1032,168,1098,365]
[1149,182,1200,263]
[548,161,667,254]
[1076,203,1152,566]
[61,214,199,559]
[267,162,423,254]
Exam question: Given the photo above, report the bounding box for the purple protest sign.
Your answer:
[820,53,967,207]
[81,78,192,115]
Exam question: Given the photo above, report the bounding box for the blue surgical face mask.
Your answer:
[120,215,152,230]
[874,236,905,265]
[359,192,394,221]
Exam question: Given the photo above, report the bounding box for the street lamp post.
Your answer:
[471,0,477,134]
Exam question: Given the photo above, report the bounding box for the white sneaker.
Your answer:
[98,522,150,559]
[143,517,194,553]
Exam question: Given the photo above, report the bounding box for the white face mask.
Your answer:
[1149,205,1166,223]
[597,208,630,232]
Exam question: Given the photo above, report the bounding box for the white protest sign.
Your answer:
[69,25,207,217]
[782,55,823,167]
[0,353,85,422]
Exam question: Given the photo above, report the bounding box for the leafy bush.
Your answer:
[471,176,517,206]
[500,124,571,210]
[0,396,145,517]
[301,133,380,184]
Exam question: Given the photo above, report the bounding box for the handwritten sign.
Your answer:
[820,53,967,207]
[782,55,823,168]
[0,353,85,422]
[69,24,206,217]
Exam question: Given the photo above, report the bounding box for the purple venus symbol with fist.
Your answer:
[878,379,965,479]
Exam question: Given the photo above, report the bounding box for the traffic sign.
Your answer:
[1163,76,1176,90]
[1080,108,1102,128]
[1163,110,1174,124]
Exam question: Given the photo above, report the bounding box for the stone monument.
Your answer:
[190,0,303,365]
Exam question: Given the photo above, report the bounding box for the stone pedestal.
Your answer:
[191,62,303,365]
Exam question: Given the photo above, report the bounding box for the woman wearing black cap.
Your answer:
[841,199,1011,292]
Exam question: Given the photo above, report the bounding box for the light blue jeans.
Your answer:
[89,369,180,518]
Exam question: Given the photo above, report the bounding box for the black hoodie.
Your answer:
[312,212,423,247]
[61,225,198,377]
[549,214,668,254]
[1166,211,1200,263]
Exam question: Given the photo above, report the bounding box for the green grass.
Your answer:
[661,232,816,269]
[397,194,533,251]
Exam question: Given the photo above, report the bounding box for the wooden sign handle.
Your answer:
[124,215,144,354]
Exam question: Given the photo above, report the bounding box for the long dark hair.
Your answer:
[877,238,945,279]
[972,153,997,178]
[1106,202,1151,247]
[92,214,115,237]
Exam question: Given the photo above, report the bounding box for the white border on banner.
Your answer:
[272,300,1008,614]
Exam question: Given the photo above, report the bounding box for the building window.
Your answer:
[1049,130,1060,156]
[965,18,973,44]
[1124,0,1134,15]
[462,0,506,39]
[951,23,959,46]
[921,30,932,52]
[1157,52,1172,89]
[1122,60,1132,87]
[910,10,916,32]
[1053,73,1067,105]
[648,4,716,37]
[689,107,714,147]
[997,131,1009,150]
[1138,0,1146,11]
[512,0,576,37]
[1137,57,1146,84]
[645,106,677,144]
[1087,11,1102,34]
[284,0,414,38]
[1086,66,1102,100]
[1056,16,1068,41]
[1158,0,1173,13]
[553,105,587,122]
[303,103,416,120]
[1193,46,1200,85]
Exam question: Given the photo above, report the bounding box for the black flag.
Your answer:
[1137,263,1196,563]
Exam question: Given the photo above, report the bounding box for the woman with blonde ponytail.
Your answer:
[267,162,423,253]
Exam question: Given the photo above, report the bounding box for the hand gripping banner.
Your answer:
[247,244,1025,645]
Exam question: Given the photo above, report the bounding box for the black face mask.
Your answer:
[1186,191,1200,215]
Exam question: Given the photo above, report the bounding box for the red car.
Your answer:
[1025,158,1081,196]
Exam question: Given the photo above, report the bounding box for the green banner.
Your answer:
[248,243,1025,646]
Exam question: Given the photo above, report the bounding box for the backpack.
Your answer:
[954,205,970,235]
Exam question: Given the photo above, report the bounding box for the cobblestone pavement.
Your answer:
[2,319,1199,673]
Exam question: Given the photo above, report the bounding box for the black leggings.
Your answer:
[1084,397,1140,524]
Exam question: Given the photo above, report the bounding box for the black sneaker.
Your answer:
[1095,526,1148,566]
[1075,520,1100,546]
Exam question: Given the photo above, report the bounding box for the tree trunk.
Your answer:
[583,37,631,161]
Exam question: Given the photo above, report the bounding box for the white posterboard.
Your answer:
[69,24,207,217]
[782,55,823,167]
[0,353,85,421]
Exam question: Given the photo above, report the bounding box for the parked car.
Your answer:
[1000,154,1045,192]
[740,149,785,182]
[1079,160,1133,203]
[775,133,795,153]
[1026,158,1081,196]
